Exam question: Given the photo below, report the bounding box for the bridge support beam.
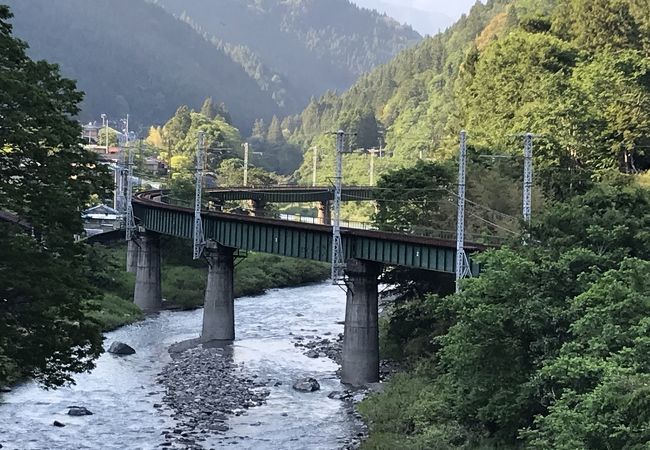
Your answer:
[126,238,139,273]
[133,232,162,312]
[341,259,381,386]
[249,199,267,217]
[201,243,236,342]
[318,200,331,225]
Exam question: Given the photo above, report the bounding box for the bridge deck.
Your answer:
[206,186,376,203]
[133,191,482,275]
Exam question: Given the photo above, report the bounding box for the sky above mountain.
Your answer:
[353,0,482,35]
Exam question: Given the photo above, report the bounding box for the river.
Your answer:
[0,283,365,449]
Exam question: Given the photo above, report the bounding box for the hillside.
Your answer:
[3,0,421,131]
[287,0,650,189]
[3,0,282,131]
[153,0,422,113]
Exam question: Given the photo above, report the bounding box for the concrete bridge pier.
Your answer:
[126,238,139,273]
[249,199,267,217]
[341,259,381,386]
[201,243,236,342]
[318,200,331,225]
[133,232,162,312]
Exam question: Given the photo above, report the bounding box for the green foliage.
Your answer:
[97,127,119,147]
[0,5,112,388]
[364,182,650,448]
[85,294,143,332]
[217,158,279,187]
[523,260,650,449]
[374,161,455,233]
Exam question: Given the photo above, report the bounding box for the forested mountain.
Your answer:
[2,0,420,132]
[3,0,281,131]
[287,0,650,191]
[152,0,421,113]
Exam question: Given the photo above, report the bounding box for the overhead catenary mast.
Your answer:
[193,132,206,260]
[331,130,347,284]
[455,130,472,292]
[116,135,127,215]
[523,133,533,224]
[125,141,136,241]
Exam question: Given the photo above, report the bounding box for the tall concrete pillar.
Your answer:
[318,200,331,225]
[126,238,139,273]
[201,243,236,342]
[133,232,162,312]
[249,199,267,217]
[341,259,381,386]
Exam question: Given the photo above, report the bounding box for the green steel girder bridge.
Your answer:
[126,188,486,386]
[132,190,483,274]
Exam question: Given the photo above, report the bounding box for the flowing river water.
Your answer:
[0,283,366,449]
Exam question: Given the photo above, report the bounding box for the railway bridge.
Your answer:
[127,188,483,385]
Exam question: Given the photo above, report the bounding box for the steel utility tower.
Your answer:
[523,133,533,224]
[455,130,472,292]
[115,135,127,215]
[312,147,318,187]
[125,142,136,241]
[243,142,249,187]
[193,132,206,260]
[331,130,351,284]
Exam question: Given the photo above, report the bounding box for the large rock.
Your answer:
[292,377,320,392]
[108,342,136,355]
[53,421,65,427]
[68,406,93,416]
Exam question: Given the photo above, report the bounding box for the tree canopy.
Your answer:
[0,5,111,387]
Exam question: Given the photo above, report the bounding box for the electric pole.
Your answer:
[455,130,472,292]
[101,114,108,154]
[312,147,318,187]
[523,133,533,224]
[243,142,249,187]
[331,130,349,284]
[125,143,136,241]
[193,132,206,260]
[368,148,379,186]
[115,135,127,215]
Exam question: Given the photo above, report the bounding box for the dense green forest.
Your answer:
[3,0,420,131]
[153,0,421,113]
[285,0,650,195]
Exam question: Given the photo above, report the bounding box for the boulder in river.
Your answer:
[0,386,11,393]
[108,342,136,355]
[292,377,320,392]
[53,421,65,427]
[68,406,93,416]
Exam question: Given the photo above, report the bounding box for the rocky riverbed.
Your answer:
[290,330,403,449]
[156,345,272,449]
[153,325,398,449]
